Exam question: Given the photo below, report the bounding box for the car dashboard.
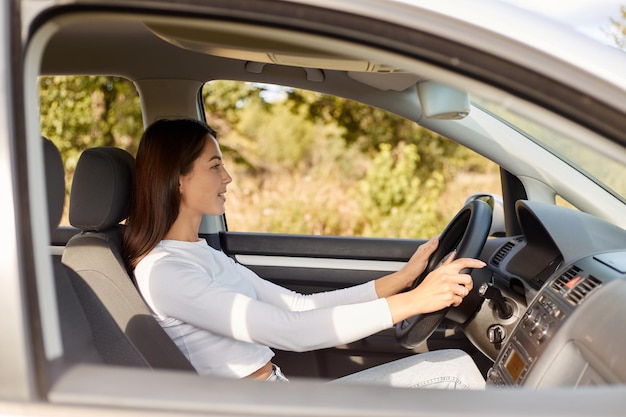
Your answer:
[483,201,626,387]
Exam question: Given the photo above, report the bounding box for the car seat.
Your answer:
[61,146,195,372]
[44,137,149,371]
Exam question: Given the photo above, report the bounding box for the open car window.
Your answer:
[39,75,142,225]
[202,81,500,238]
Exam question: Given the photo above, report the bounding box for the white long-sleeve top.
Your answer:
[134,239,393,378]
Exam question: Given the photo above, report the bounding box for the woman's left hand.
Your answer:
[399,236,439,288]
[374,236,440,299]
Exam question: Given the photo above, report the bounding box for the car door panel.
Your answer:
[220,231,418,291]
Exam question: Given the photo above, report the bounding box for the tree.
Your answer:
[608,5,626,49]
[41,77,496,236]
[203,81,492,237]
[39,76,143,222]
[284,87,472,187]
[39,75,142,172]
[356,142,444,237]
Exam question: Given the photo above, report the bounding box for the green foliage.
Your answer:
[39,75,142,172]
[356,143,444,237]
[286,88,436,152]
[203,80,264,125]
[39,76,143,222]
[41,77,498,236]
[239,98,315,170]
[202,81,490,237]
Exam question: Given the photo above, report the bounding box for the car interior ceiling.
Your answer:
[41,16,426,121]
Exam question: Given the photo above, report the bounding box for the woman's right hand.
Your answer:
[386,255,486,324]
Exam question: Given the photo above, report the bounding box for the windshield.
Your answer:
[474,99,626,203]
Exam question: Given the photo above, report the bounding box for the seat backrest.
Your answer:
[62,146,195,372]
[43,137,148,371]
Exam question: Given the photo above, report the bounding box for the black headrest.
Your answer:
[43,138,66,233]
[69,147,135,232]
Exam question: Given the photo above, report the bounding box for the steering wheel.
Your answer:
[395,197,493,349]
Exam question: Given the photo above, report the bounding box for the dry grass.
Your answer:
[225,161,502,238]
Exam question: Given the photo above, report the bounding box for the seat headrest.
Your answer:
[43,137,65,233]
[69,147,135,232]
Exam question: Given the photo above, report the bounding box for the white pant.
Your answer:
[330,349,486,389]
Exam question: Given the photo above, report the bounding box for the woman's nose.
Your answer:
[222,168,233,184]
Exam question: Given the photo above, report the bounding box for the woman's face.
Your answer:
[179,135,232,217]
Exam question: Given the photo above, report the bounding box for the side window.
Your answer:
[201,81,500,238]
[39,76,143,225]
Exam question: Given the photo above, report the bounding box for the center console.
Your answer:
[487,258,607,387]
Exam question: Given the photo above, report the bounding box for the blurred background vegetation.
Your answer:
[202,81,498,237]
[40,76,497,238]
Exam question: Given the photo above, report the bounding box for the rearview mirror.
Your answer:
[417,80,470,120]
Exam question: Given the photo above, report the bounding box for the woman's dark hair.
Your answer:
[123,118,216,269]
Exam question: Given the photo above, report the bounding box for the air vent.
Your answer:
[492,241,515,266]
[565,275,601,305]
[552,266,581,292]
[551,266,601,305]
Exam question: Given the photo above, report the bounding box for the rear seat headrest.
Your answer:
[43,137,65,233]
[69,147,135,232]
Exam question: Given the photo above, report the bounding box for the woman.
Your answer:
[124,118,486,388]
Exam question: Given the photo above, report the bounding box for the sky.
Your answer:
[504,0,624,45]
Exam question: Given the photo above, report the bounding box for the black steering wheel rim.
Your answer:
[394,198,493,349]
